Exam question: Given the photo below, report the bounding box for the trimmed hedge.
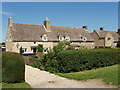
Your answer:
[2,52,25,83]
[57,49,119,73]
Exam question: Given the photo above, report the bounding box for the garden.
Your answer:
[29,41,120,86]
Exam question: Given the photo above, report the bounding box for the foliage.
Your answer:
[20,47,23,54]
[57,64,119,86]
[38,44,43,53]
[36,41,70,73]
[57,49,119,73]
[34,41,119,74]
[2,82,31,89]
[2,52,25,83]
[67,44,74,50]
[105,46,111,48]
[53,41,70,53]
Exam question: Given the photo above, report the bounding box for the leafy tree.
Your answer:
[53,41,70,54]
[38,44,43,53]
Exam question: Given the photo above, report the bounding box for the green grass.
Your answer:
[57,64,119,86]
[2,82,31,89]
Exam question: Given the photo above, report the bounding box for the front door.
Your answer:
[33,48,36,54]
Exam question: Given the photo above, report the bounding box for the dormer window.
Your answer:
[107,38,111,41]
[65,36,70,41]
[81,36,87,41]
[59,36,64,41]
[42,34,48,41]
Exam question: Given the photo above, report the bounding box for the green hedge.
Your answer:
[57,49,119,73]
[2,52,25,83]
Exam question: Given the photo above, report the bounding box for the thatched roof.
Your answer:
[10,23,94,42]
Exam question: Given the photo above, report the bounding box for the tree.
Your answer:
[38,44,43,53]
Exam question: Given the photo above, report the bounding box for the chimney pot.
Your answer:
[100,27,104,31]
[82,26,88,30]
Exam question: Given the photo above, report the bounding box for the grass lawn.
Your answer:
[57,64,119,86]
[2,82,31,89]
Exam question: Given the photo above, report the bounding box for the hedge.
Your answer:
[57,49,119,73]
[2,52,25,83]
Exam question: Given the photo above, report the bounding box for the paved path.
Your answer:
[25,65,117,88]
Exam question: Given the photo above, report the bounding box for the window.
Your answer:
[107,38,111,41]
[22,48,27,53]
[42,34,48,41]
[65,36,70,41]
[80,36,87,41]
[43,48,49,53]
[59,36,64,41]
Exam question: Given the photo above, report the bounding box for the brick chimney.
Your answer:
[82,26,88,30]
[100,27,104,31]
[44,17,51,32]
[8,17,12,26]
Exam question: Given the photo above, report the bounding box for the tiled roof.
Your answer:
[10,23,94,42]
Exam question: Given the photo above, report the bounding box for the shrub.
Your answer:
[105,46,111,48]
[2,52,25,83]
[20,47,23,54]
[57,49,119,73]
[38,44,43,53]
[67,45,74,50]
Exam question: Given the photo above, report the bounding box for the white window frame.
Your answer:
[65,36,70,41]
[42,34,48,41]
[22,48,27,53]
[59,36,64,41]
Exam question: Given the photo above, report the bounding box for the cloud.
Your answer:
[0,11,13,15]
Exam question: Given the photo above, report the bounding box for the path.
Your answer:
[25,65,116,88]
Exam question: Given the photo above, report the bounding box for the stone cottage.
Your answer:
[5,17,95,54]
[91,27,120,48]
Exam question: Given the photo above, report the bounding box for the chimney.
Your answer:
[82,26,88,30]
[44,17,51,32]
[8,17,12,26]
[117,27,120,35]
[100,27,104,31]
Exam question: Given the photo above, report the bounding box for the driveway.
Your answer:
[25,65,117,88]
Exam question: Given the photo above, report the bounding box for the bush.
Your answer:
[105,46,111,48]
[2,52,25,83]
[38,44,43,53]
[57,49,119,73]
[19,47,23,54]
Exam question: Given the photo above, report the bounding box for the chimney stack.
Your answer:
[8,17,12,26]
[82,26,88,30]
[100,27,104,31]
[44,17,51,32]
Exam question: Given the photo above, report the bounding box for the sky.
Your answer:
[1,2,118,43]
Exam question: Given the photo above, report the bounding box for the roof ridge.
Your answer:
[13,23,43,26]
[51,25,82,29]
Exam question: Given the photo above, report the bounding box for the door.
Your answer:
[33,48,36,54]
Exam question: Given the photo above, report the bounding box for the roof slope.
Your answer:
[94,30,119,41]
[10,23,94,42]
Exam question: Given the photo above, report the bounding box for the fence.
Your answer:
[23,56,39,65]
